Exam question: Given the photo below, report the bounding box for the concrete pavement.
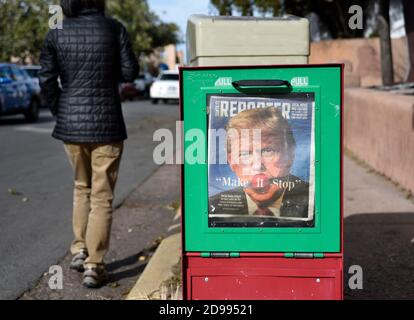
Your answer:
[344,156,414,299]
[126,232,181,300]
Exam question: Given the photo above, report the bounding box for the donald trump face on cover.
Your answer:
[209,107,311,220]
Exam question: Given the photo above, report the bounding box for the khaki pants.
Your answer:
[64,142,123,267]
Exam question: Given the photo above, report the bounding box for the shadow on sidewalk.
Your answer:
[344,212,414,300]
[106,237,162,284]
[106,254,147,283]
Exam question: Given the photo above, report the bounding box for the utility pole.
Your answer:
[378,0,394,86]
[403,0,414,82]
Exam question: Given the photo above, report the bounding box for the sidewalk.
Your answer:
[20,164,180,300]
[344,156,414,299]
[128,156,414,300]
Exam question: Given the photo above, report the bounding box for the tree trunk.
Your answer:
[403,0,414,82]
[335,0,350,37]
[378,0,394,86]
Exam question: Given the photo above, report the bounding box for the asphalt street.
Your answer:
[0,99,179,299]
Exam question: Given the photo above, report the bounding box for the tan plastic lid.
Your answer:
[186,14,310,64]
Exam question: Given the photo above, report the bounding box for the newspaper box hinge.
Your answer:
[284,253,325,259]
[201,252,240,258]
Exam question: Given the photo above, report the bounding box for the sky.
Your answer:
[148,0,212,59]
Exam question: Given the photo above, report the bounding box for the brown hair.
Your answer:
[226,107,296,157]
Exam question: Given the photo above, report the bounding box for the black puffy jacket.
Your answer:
[39,8,139,143]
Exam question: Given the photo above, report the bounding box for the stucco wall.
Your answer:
[310,38,409,87]
[344,88,414,194]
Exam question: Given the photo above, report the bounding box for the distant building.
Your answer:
[142,44,184,76]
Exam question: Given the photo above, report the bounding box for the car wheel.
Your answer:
[163,99,169,104]
[24,99,40,123]
[152,99,159,104]
[143,90,150,99]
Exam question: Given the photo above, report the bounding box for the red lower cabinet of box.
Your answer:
[184,255,343,300]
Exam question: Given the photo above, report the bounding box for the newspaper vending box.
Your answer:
[180,64,344,300]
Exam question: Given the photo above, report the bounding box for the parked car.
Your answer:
[150,71,179,104]
[0,63,40,122]
[21,65,41,84]
[133,72,153,98]
[119,82,139,101]
[21,65,48,107]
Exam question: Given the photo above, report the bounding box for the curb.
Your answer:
[126,232,181,300]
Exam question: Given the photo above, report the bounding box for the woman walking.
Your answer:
[39,0,139,288]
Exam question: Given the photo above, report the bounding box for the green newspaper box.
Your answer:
[180,64,343,300]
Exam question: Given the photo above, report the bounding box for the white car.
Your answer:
[150,71,179,104]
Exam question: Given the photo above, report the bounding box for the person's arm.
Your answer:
[39,30,61,117]
[118,23,139,82]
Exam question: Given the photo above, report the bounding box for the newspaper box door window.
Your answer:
[207,93,315,228]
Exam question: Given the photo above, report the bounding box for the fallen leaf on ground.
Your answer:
[8,188,22,196]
